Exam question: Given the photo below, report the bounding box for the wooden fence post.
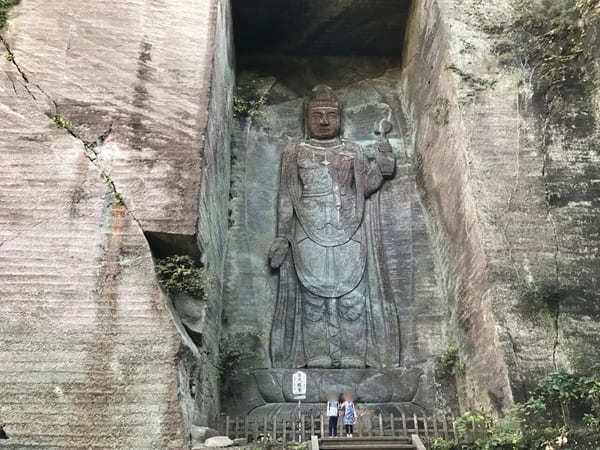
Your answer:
[320,414,324,438]
[442,416,449,440]
[452,416,458,444]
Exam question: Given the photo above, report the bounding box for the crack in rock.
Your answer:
[1,34,143,233]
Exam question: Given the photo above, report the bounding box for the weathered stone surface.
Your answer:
[402,0,600,411]
[191,425,219,443]
[253,368,422,405]
[204,436,234,447]
[1,0,217,237]
[0,0,232,446]
[0,79,184,446]
[268,85,398,370]
[223,63,448,415]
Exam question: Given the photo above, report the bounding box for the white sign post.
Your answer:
[292,370,307,400]
[292,371,307,442]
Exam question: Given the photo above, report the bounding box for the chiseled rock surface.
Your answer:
[1,0,216,236]
[403,0,600,410]
[222,66,448,414]
[0,0,224,447]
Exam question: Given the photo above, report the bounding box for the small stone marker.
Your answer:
[293,370,307,400]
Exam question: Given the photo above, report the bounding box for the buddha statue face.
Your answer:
[308,106,340,140]
[306,85,341,140]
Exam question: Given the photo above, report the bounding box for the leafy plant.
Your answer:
[233,78,269,119]
[52,114,73,130]
[155,255,207,299]
[454,373,600,449]
[428,437,457,450]
[440,345,466,377]
[219,330,263,377]
[455,411,491,443]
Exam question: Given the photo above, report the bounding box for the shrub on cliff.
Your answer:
[155,255,207,299]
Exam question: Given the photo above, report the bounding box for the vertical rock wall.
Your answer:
[0,0,233,446]
[402,0,514,414]
[403,0,600,413]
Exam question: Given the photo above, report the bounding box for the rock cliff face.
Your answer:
[0,0,232,446]
[1,0,599,446]
[403,0,600,412]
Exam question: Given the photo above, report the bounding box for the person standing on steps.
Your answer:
[326,393,340,437]
[341,393,356,438]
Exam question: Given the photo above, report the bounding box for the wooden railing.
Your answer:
[217,413,459,445]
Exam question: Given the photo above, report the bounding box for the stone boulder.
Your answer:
[204,436,234,447]
[191,426,219,443]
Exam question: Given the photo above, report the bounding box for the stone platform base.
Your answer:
[251,368,424,415]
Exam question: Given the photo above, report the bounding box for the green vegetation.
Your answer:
[440,345,466,378]
[493,0,599,128]
[112,191,124,206]
[155,255,207,299]
[0,0,19,30]
[429,372,600,449]
[233,78,269,119]
[51,114,73,130]
[219,330,263,377]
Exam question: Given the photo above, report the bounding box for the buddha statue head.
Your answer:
[305,85,341,140]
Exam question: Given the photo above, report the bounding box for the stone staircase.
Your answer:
[319,436,421,450]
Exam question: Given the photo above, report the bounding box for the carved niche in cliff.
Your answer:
[251,85,424,415]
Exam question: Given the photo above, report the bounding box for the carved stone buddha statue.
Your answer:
[269,84,398,369]
[252,85,424,415]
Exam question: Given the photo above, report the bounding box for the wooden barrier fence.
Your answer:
[217,413,459,445]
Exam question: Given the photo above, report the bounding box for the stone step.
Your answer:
[321,444,415,450]
[320,437,416,450]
